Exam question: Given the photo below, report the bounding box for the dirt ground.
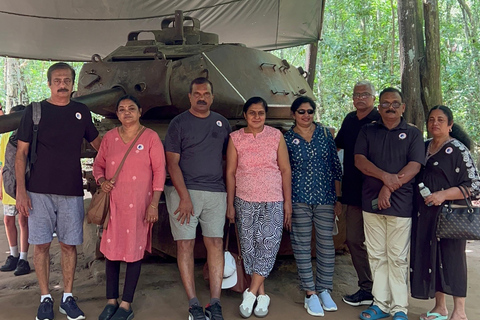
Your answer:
[0,202,479,320]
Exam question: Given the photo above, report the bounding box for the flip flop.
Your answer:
[420,312,448,320]
[359,305,390,320]
[392,311,408,320]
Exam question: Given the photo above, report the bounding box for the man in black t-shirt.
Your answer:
[354,87,424,320]
[15,62,101,320]
[335,81,379,306]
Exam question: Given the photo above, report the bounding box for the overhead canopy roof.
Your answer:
[0,0,324,61]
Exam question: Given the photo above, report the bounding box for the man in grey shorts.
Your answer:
[165,77,231,320]
[15,62,101,320]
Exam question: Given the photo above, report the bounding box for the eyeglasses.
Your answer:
[352,93,373,99]
[52,78,72,86]
[296,109,314,115]
[379,102,403,109]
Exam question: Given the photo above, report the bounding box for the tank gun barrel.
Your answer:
[72,86,126,116]
[0,112,24,134]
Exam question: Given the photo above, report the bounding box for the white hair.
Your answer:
[354,81,376,95]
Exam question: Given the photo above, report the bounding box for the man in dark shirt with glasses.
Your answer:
[335,81,380,307]
[354,87,424,320]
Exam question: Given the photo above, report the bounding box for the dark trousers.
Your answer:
[345,205,373,292]
[106,258,142,303]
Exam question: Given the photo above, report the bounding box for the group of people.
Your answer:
[0,62,478,320]
[336,81,479,320]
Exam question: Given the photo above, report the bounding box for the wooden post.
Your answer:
[306,42,318,90]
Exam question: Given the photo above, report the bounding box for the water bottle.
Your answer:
[418,182,432,206]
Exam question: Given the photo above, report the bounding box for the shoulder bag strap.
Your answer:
[224,222,231,251]
[110,126,146,183]
[30,102,42,165]
[234,222,244,259]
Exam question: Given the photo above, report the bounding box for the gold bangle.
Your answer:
[149,204,157,209]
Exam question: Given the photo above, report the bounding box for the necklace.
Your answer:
[294,123,315,142]
[426,137,453,161]
[294,123,315,135]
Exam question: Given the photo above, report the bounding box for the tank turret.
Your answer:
[0,10,312,135]
[76,10,313,121]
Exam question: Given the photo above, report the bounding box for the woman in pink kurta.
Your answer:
[93,95,166,320]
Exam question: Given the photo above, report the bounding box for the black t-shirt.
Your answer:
[354,118,425,217]
[335,108,380,206]
[17,100,99,196]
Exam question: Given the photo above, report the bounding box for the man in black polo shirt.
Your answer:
[335,81,380,306]
[354,87,424,320]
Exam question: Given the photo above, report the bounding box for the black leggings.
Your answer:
[105,258,142,303]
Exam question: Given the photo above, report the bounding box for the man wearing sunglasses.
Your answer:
[335,81,380,307]
[354,87,424,320]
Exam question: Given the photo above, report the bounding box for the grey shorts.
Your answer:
[28,192,84,245]
[3,204,18,216]
[165,186,226,240]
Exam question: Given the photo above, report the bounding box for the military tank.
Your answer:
[0,11,316,258]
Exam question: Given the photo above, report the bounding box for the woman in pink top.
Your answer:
[226,96,292,318]
[93,95,166,320]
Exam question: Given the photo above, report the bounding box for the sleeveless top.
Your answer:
[230,125,283,202]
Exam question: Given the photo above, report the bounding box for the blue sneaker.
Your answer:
[59,296,85,320]
[304,294,324,317]
[36,297,54,320]
[319,290,337,311]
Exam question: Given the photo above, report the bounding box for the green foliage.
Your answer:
[0,59,84,105]
[272,0,479,152]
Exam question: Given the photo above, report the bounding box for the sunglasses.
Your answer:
[296,109,314,115]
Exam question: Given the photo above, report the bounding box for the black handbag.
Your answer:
[436,185,480,240]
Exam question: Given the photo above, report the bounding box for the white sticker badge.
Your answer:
[293,138,300,145]
[216,120,223,127]
[137,144,144,150]
[75,112,82,120]
[445,147,453,154]
[399,133,407,140]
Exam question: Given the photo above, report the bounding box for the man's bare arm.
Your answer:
[15,140,31,216]
[89,135,102,151]
[355,154,404,192]
[397,161,422,185]
[166,151,193,225]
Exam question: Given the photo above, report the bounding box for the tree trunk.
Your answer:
[422,0,442,115]
[5,57,29,112]
[306,42,319,90]
[397,0,424,128]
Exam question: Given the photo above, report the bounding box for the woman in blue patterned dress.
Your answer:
[284,96,342,317]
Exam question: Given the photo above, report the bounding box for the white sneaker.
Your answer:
[254,294,270,318]
[239,288,256,318]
